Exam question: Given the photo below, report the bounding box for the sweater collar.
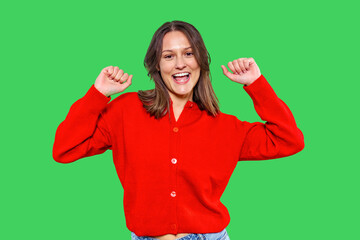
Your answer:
[169,97,196,109]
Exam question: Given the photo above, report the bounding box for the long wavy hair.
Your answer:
[137,20,220,120]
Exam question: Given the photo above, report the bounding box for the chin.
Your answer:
[171,88,193,97]
[172,85,193,94]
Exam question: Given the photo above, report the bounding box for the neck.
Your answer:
[169,92,193,107]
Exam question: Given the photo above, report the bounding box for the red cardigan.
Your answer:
[53,74,304,236]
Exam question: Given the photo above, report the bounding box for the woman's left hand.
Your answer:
[221,57,261,86]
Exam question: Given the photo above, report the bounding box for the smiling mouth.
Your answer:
[172,73,190,83]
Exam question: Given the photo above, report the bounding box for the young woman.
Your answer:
[53,20,304,240]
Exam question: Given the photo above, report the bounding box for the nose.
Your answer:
[175,56,186,69]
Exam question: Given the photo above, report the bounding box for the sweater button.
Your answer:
[173,127,179,132]
[171,223,177,230]
[170,191,176,197]
[171,158,177,164]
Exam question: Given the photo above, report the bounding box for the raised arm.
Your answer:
[53,85,112,163]
[221,58,304,160]
[52,66,133,163]
[238,75,304,160]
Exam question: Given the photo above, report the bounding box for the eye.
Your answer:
[186,52,193,56]
[164,55,173,59]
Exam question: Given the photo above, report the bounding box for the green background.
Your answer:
[1,0,358,239]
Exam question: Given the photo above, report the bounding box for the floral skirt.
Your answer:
[131,228,230,240]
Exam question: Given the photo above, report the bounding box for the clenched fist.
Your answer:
[221,58,261,86]
[94,66,133,97]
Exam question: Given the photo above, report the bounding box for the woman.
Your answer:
[53,21,304,240]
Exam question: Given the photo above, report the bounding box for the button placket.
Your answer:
[167,99,197,232]
[169,110,180,231]
[171,223,177,230]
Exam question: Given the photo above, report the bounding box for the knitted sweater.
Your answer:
[53,74,304,236]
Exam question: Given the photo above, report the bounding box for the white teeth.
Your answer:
[173,72,189,77]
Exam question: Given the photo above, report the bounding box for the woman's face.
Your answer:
[158,31,200,102]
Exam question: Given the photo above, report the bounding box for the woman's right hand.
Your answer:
[94,66,133,97]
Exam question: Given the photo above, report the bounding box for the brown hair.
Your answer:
[137,20,220,120]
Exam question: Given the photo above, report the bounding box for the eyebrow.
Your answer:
[162,46,192,53]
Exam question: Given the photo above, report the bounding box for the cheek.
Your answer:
[159,61,173,74]
[193,68,201,83]
[191,63,201,75]
[189,60,200,70]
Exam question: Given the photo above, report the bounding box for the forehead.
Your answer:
[162,31,191,51]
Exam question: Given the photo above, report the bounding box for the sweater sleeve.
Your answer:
[52,85,113,163]
[237,74,304,161]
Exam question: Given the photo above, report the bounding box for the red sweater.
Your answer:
[53,74,304,236]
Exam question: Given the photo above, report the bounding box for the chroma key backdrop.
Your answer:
[0,0,358,239]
